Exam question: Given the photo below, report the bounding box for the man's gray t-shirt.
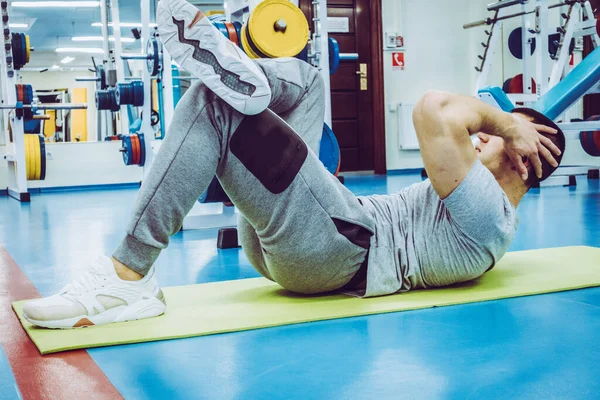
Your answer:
[357,160,518,298]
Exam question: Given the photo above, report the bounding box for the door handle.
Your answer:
[356,63,368,91]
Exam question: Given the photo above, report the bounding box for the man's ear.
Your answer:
[522,156,534,175]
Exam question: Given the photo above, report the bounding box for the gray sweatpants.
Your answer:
[113,58,375,294]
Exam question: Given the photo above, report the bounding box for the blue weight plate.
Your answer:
[214,22,230,40]
[329,37,340,74]
[319,123,341,176]
[133,81,144,107]
[233,22,243,51]
[121,135,134,165]
[19,33,26,68]
[138,133,146,167]
[508,27,536,59]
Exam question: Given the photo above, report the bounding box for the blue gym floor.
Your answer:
[1,173,600,399]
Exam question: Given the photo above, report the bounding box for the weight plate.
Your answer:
[329,37,340,74]
[507,74,537,94]
[133,81,144,107]
[581,116,600,157]
[11,33,21,69]
[110,88,120,111]
[24,84,33,120]
[16,84,23,102]
[548,33,575,58]
[502,78,512,93]
[214,22,230,40]
[19,33,26,69]
[39,134,46,180]
[233,22,243,51]
[508,27,536,60]
[138,133,146,167]
[33,133,40,180]
[225,22,238,46]
[581,131,600,157]
[593,132,600,157]
[28,134,35,181]
[146,37,161,77]
[24,133,31,180]
[25,34,30,63]
[130,134,138,165]
[241,23,264,59]
[121,135,133,165]
[319,123,341,176]
[248,0,309,58]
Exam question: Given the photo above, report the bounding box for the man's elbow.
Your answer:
[413,91,451,127]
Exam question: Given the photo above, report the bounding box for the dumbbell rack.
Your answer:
[0,0,29,201]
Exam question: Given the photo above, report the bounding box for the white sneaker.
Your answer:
[22,256,166,329]
[157,0,271,115]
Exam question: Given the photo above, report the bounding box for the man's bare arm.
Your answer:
[412,91,560,199]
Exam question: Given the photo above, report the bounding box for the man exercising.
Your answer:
[22,0,564,328]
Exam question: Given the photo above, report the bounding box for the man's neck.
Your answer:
[494,171,528,208]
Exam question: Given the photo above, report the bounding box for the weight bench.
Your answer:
[478,46,600,187]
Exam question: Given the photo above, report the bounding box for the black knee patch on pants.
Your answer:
[333,218,372,290]
[230,109,308,194]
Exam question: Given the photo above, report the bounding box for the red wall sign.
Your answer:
[392,52,405,70]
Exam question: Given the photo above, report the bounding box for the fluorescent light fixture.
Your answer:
[56,47,104,54]
[9,23,28,28]
[13,1,99,7]
[72,36,135,43]
[92,22,157,28]
[60,56,75,64]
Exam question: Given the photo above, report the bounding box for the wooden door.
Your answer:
[300,0,386,173]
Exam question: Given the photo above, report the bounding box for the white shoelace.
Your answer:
[63,260,110,298]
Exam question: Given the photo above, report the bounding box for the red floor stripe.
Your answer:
[0,247,123,399]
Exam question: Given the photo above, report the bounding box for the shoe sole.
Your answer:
[158,3,271,115]
[23,293,167,329]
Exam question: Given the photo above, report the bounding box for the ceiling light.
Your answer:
[9,23,28,28]
[13,1,99,7]
[56,47,104,54]
[92,22,157,28]
[72,36,135,43]
[51,64,60,69]
[61,56,75,64]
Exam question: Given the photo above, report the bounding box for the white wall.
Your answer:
[383,0,481,170]
[383,0,598,171]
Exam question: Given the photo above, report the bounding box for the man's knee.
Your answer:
[230,109,308,194]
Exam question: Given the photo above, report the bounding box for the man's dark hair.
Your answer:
[511,107,566,187]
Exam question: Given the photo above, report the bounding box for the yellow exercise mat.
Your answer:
[12,246,600,355]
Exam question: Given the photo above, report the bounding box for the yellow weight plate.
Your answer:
[25,35,30,63]
[24,134,32,180]
[241,23,261,60]
[33,134,40,180]
[29,135,36,181]
[248,0,309,58]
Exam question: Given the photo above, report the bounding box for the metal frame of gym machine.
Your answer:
[466,0,600,187]
[181,0,336,231]
[0,0,87,202]
[79,0,175,177]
